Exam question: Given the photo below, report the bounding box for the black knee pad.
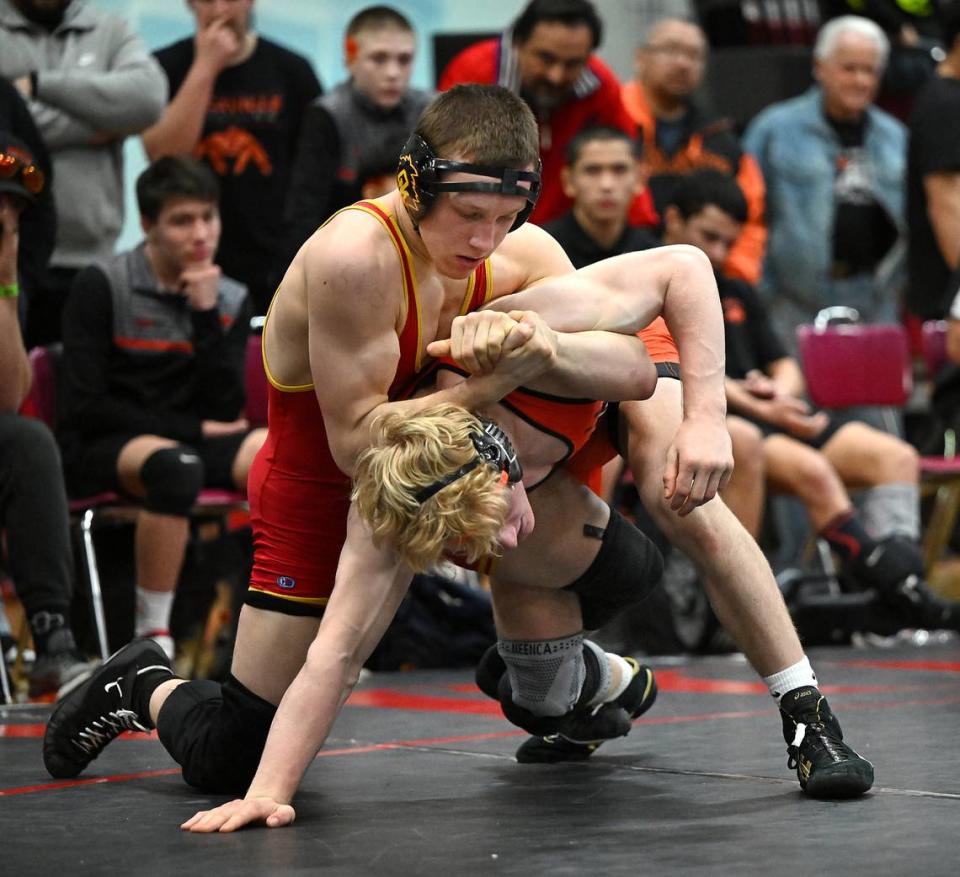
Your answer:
[495,641,602,736]
[563,508,665,630]
[157,675,277,794]
[140,446,204,516]
[475,644,506,700]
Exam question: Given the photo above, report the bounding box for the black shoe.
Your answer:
[28,649,95,700]
[516,659,658,764]
[779,687,874,798]
[891,575,960,631]
[43,639,173,779]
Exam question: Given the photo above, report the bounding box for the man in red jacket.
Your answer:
[440,0,656,225]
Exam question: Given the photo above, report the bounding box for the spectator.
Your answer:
[905,1,960,321]
[0,78,55,309]
[145,0,322,315]
[0,130,91,697]
[284,6,431,258]
[662,169,960,634]
[439,0,635,225]
[539,124,802,664]
[58,157,266,660]
[743,15,906,350]
[819,1,944,119]
[544,125,658,265]
[622,17,766,283]
[0,0,167,348]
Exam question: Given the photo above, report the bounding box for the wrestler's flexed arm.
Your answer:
[299,213,556,476]
[491,228,732,511]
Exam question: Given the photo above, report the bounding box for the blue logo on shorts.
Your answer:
[277,575,296,590]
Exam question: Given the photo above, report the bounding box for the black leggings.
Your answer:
[156,674,277,794]
[0,413,73,618]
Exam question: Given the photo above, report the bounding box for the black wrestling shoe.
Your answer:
[43,639,172,779]
[516,659,658,764]
[779,687,874,798]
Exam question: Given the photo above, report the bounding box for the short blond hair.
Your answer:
[352,404,510,572]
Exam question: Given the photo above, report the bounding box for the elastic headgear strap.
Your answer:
[414,417,522,503]
[397,133,541,232]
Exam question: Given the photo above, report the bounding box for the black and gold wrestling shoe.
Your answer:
[514,658,658,764]
[780,686,874,798]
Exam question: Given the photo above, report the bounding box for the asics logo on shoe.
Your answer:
[104,677,123,696]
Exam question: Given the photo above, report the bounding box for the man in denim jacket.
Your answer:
[743,15,906,355]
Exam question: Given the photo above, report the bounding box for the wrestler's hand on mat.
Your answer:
[663,415,733,516]
[181,796,296,833]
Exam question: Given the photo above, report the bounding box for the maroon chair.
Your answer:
[796,318,960,571]
[25,345,255,660]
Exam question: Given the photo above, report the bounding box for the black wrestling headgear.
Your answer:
[414,417,523,503]
[397,133,541,232]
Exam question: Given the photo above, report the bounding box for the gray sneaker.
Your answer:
[29,649,95,699]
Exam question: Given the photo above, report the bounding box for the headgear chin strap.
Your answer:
[397,133,541,232]
[414,417,523,504]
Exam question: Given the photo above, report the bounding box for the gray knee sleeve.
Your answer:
[497,634,609,717]
[141,446,204,516]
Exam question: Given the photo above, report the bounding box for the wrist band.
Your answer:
[0,283,20,299]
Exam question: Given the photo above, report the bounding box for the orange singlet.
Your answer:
[567,317,680,493]
[245,200,493,615]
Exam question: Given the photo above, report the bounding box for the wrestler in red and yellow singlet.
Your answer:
[245,199,679,610]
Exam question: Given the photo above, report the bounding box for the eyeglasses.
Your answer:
[644,43,706,63]
[0,151,45,196]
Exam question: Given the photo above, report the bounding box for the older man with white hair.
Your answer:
[743,15,907,354]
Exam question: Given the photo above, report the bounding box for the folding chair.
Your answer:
[796,313,960,572]
[26,340,261,661]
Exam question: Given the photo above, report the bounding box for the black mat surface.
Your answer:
[3,642,958,876]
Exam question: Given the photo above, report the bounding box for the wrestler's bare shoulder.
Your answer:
[489,222,574,297]
[265,209,405,386]
[294,208,401,300]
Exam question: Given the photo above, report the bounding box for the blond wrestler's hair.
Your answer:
[352,404,511,572]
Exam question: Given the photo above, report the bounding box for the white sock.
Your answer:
[135,586,174,637]
[588,652,634,706]
[763,656,818,703]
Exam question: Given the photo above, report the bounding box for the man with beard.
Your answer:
[145,0,322,314]
[439,0,637,225]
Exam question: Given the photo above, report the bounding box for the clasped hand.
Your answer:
[426,309,558,385]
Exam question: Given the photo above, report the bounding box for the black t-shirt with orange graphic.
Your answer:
[718,273,788,379]
[155,37,322,313]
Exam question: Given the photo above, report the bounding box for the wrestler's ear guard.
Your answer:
[396,133,541,231]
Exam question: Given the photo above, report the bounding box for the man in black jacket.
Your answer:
[59,157,265,660]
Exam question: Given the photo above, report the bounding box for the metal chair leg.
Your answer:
[0,645,12,704]
[79,509,110,661]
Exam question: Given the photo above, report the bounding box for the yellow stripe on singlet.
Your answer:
[261,198,423,390]
[246,586,330,606]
